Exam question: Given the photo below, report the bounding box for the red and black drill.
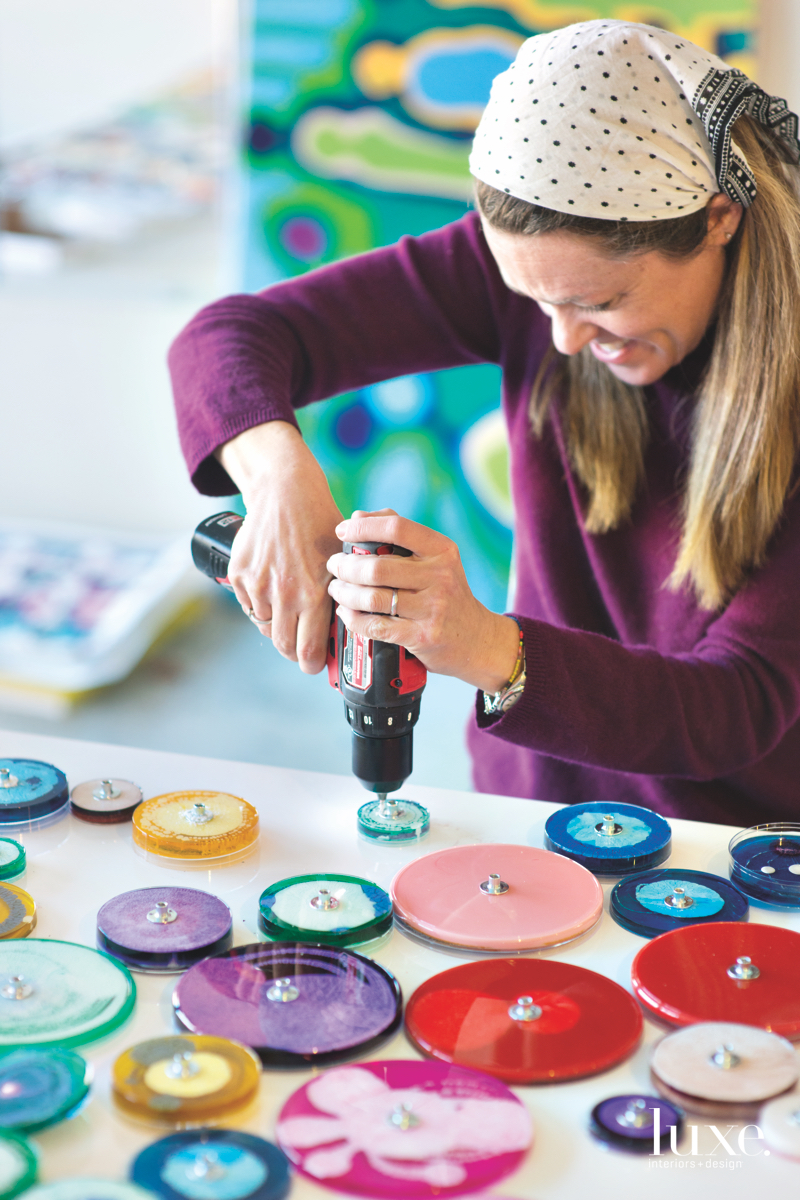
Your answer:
[191,513,428,814]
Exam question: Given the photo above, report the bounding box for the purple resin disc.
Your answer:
[96,887,232,974]
[591,1094,683,1152]
[173,942,402,1065]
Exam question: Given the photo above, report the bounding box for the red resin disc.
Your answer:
[405,957,643,1084]
[632,921,800,1037]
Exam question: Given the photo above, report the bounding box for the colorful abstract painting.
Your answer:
[241,0,755,610]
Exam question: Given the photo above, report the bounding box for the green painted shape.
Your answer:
[264,179,375,272]
[308,112,471,183]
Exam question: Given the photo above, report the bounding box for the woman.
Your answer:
[169,20,800,827]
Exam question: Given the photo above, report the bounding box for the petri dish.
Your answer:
[729,823,800,908]
[132,791,258,865]
[0,761,68,830]
[610,868,748,938]
[70,778,143,825]
[0,1047,89,1133]
[258,873,392,948]
[131,1130,290,1200]
[97,887,232,974]
[544,801,671,875]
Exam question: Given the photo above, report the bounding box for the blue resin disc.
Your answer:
[131,1131,290,1200]
[729,830,800,909]
[544,803,671,875]
[0,1047,89,1133]
[611,869,748,938]
[0,761,68,826]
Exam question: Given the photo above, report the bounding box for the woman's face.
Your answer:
[481,198,741,387]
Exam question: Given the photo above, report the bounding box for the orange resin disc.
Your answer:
[132,791,259,862]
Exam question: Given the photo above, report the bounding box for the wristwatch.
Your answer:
[483,626,526,716]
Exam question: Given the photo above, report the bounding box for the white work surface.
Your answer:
[1,728,798,1200]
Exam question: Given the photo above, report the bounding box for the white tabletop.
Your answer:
[0,727,797,1199]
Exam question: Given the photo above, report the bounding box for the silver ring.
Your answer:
[390,589,398,619]
[248,607,272,625]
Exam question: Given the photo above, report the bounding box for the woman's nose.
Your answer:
[548,307,599,356]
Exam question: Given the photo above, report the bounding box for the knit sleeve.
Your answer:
[168,213,507,495]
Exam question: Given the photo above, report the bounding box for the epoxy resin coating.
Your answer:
[0,760,68,826]
[632,921,800,1035]
[258,874,392,947]
[651,1022,799,1103]
[610,868,748,938]
[173,942,402,1066]
[97,887,232,973]
[405,958,642,1083]
[729,823,800,908]
[132,791,258,861]
[0,938,135,1049]
[131,1129,291,1200]
[0,1047,89,1133]
[391,843,602,951]
[590,1094,682,1153]
[544,802,671,875]
[0,884,36,941]
[277,1059,531,1198]
[0,842,24,884]
[112,1034,260,1127]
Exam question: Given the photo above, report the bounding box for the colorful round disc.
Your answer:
[132,791,259,863]
[258,874,392,947]
[589,1094,682,1153]
[405,958,642,1083]
[131,1130,290,1200]
[25,1184,155,1200]
[729,824,800,908]
[0,1131,37,1199]
[651,1022,798,1114]
[391,843,603,952]
[70,778,143,825]
[357,797,430,842]
[97,887,232,974]
[0,938,135,1049]
[610,869,748,938]
[544,802,671,875]
[759,1092,800,1160]
[112,1034,260,1127]
[0,761,68,828]
[277,1059,531,1198]
[0,886,35,942]
[632,921,800,1035]
[0,1047,88,1133]
[0,844,24,885]
[173,942,402,1066]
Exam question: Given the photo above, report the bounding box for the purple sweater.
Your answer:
[169,212,800,826]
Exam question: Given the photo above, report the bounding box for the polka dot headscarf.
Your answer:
[469,19,800,221]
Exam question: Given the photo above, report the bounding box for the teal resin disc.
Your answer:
[0,1131,36,1199]
[0,939,135,1049]
[0,762,68,827]
[357,798,430,843]
[0,845,24,885]
[258,874,392,947]
[0,1047,89,1133]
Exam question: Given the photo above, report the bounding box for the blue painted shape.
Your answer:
[161,1145,266,1200]
[636,877,725,919]
[566,810,651,850]
[363,375,433,427]
[416,49,516,106]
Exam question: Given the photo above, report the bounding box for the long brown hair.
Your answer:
[475,114,800,610]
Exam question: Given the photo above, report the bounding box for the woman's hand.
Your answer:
[216,421,343,673]
[327,509,521,693]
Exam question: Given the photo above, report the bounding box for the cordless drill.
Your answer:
[191,512,428,807]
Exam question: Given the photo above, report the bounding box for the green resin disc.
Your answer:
[258,874,392,947]
[23,1184,155,1200]
[357,797,430,843]
[0,1131,36,1199]
[0,939,135,1050]
[0,845,24,885]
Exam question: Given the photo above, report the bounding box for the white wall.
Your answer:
[759,0,800,115]
[0,0,233,150]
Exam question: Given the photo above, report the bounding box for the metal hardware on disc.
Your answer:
[165,1050,200,1080]
[727,955,760,981]
[377,793,401,820]
[710,1044,741,1070]
[596,814,623,836]
[618,1099,653,1129]
[1,975,31,1000]
[480,873,510,895]
[267,976,299,1003]
[310,888,339,911]
[187,1151,226,1182]
[184,802,214,826]
[93,779,121,801]
[0,769,18,790]
[664,887,694,910]
[388,1102,420,1131]
[147,900,179,925]
[508,994,543,1022]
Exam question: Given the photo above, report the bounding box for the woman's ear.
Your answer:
[705,193,744,245]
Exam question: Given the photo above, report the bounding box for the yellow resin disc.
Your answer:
[112,1034,261,1126]
[0,882,36,939]
[131,791,259,860]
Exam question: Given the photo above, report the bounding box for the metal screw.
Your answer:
[711,1044,741,1070]
[310,889,339,911]
[508,995,542,1022]
[0,769,18,790]
[165,1051,200,1080]
[147,901,178,924]
[727,955,760,981]
[665,886,694,910]
[480,873,510,895]
[92,779,121,801]
[267,976,299,1003]
[1,976,31,1000]
[184,802,214,825]
[388,1102,420,1131]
